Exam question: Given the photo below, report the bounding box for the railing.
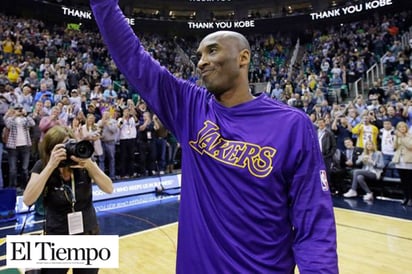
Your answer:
[400,25,412,49]
[287,38,300,80]
[379,52,388,77]
[365,63,379,89]
[352,77,364,98]
[379,25,412,80]
[175,42,195,72]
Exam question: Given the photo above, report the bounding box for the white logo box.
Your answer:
[7,235,119,269]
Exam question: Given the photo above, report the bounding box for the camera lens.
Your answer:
[74,141,94,158]
[60,139,95,167]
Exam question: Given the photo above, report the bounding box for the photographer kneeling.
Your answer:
[23,125,113,274]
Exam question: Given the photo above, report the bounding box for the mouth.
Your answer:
[200,69,213,78]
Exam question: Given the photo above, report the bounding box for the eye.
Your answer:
[209,47,218,54]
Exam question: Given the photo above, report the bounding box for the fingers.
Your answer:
[53,143,65,151]
[52,144,66,156]
[51,144,67,164]
[69,156,91,169]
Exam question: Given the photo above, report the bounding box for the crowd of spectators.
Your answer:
[0,14,190,191]
[268,10,412,103]
[0,9,411,201]
[264,10,412,199]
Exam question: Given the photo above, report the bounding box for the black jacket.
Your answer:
[320,129,337,159]
[341,147,364,168]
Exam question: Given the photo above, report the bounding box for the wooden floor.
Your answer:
[2,206,412,274]
[99,208,412,274]
[100,223,178,274]
[334,208,412,274]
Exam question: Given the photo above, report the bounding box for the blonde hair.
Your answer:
[396,121,408,130]
[364,140,377,155]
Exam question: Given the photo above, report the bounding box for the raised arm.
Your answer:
[90,0,198,135]
[82,157,113,193]
[90,0,165,97]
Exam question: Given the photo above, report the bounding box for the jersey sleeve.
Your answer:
[90,0,205,139]
[289,117,338,273]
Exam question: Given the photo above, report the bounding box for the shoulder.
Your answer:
[31,159,44,173]
[375,151,383,157]
[260,95,309,119]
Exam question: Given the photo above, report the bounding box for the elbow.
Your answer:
[102,178,114,194]
[22,196,34,208]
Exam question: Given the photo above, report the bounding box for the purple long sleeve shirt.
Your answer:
[91,1,338,273]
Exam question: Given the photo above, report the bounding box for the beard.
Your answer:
[201,72,235,101]
[204,81,228,100]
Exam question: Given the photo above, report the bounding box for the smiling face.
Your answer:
[196,31,250,99]
[344,138,354,149]
[365,141,374,152]
[397,122,408,133]
[87,114,95,125]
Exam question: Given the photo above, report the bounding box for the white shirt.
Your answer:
[318,129,325,152]
[15,117,29,146]
[380,128,395,155]
[118,116,137,140]
[362,125,373,146]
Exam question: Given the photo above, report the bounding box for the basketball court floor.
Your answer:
[1,187,412,273]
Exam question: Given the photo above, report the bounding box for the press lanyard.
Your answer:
[70,172,76,212]
[62,172,76,212]
[61,171,84,235]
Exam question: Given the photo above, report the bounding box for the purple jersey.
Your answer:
[91,1,338,273]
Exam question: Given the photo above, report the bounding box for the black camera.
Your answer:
[59,139,94,167]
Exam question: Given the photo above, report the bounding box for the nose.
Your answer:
[197,54,208,70]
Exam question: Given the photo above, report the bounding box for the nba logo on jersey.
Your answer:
[320,170,329,191]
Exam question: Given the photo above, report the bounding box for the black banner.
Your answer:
[2,0,410,37]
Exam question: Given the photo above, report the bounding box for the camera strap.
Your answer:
[66,171,84,235]
[60,171,77,212]
[69,172,77,212]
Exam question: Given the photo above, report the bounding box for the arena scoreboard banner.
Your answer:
[310,0,394,20]
[187,20,255,30]
[2,0,409,35]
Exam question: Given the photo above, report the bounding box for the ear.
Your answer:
[239,49,250,68]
